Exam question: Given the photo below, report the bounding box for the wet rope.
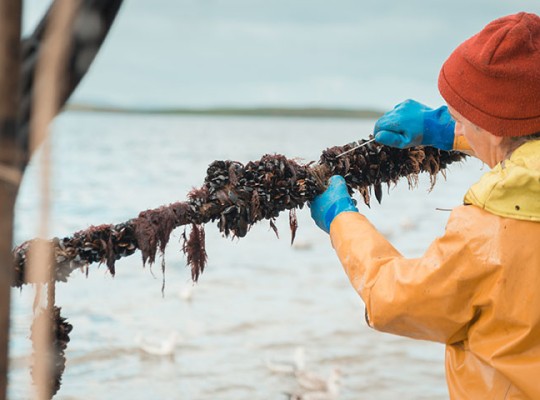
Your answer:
[12,140,466,286]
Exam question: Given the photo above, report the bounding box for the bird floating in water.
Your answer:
[293,367,342,398]
[135,331,179,357]
[265,346,306,374]
[178,284,195,303]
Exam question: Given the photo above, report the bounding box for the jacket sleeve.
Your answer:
[329,207,495,344]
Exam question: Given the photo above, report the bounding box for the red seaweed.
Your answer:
[182,224,208,281]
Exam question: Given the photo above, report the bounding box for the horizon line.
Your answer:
[65,102,384,119]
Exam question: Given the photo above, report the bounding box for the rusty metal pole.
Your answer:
[0,0,23,398]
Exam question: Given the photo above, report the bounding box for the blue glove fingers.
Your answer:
[374,100,424,148]
[375,130,418,149]
[374,100,456,150]
[310,176,348,231]
[373,110,399,133]
[310,175,358,233]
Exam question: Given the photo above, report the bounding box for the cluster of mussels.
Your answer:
[30,306,73,397]
[179,154,321,280]
[320,139,466,205]
[197,155,320,237]
[12,142,467,287]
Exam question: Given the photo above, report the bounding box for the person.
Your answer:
[310,12,540,399]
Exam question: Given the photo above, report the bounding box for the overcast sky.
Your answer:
[24,1,540,111]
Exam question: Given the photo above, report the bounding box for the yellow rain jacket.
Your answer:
[330,140,540,399]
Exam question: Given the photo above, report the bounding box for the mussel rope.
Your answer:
[12,140,466,286]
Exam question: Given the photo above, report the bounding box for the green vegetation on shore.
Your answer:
[66,103,383,119]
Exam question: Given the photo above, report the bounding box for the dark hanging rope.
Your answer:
[12,140,467,287]
[30,303,73,397]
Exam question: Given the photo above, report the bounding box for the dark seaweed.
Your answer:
[30,305,72,397]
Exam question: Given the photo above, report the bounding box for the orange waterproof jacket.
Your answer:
[330,140,540,399]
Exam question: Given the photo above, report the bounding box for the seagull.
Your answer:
[286,367,342,400]
[268,348,342,399]
[265,346,306,374]
[135,331,179,357]
[178,284,195,303]
[399,216,418,231]
[296,367,341,391]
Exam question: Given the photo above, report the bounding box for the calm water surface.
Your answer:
[11,113,484,399]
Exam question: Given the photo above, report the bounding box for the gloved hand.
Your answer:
[310,175,358,233]
[374,99,455,150]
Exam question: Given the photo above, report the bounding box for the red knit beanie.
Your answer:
[438,12,540,137]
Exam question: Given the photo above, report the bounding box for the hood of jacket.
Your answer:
[464,140,540,221]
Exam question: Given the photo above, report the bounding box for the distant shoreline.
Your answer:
[66,103,384,119]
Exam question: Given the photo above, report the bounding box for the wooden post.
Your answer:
[0,0,124,397]
[28,2,79,397]
[0,1,23,399]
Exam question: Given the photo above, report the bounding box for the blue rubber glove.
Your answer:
[310,175,358,233]
[374,99,455,150]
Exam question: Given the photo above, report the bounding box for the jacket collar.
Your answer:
[464,140,540,221]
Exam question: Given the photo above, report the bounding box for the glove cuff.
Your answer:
[423,106,455,150]
[323,197,358,233]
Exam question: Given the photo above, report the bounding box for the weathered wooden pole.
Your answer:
[0,0,124,396]
[28,2,80,397]
[0,1,23,398]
